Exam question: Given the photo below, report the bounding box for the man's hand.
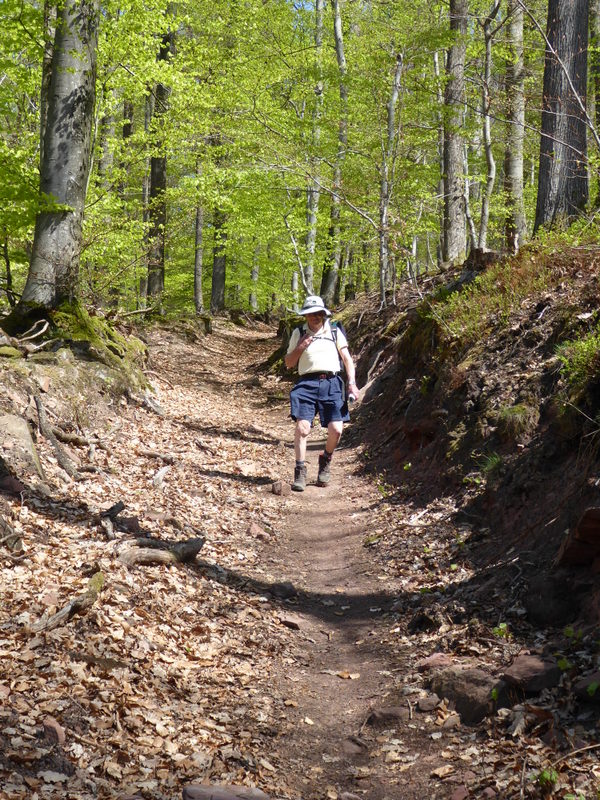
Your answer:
[297,333,314,352]
[347,381,359,401]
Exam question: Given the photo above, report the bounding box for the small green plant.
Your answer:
[492,622,511,640]
[556,655,574,672]
[491,687,499,702]
[558,326,600,390]
[403,462,412,471]
[587,681,599,697]
[536,768,559,795]
[479,451,502,475]
[496,403,539,442]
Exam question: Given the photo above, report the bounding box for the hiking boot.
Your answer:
[317,454,331,486]
[292,463,307,492]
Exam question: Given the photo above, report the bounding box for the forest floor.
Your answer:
[1,315,600,800]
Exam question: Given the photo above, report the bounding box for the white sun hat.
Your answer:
[297,295,332,317]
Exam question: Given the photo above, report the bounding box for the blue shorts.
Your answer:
[290,374,350,426]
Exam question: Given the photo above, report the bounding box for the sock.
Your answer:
[322,450,333,461]
[296,460,305,468]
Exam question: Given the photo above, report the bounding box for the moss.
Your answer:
[50,302,147,391]
[0,346,23,358]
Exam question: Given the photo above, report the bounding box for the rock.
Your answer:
[367,706,410,726]
[442,712,461,729]
[271,480,291,496]
[340,794,361,800]
[417,653,454,672]
[0,414,44,480]
[182,786,270,800]
[0,346,23,358]
[450,788,469,800]
[573,670,600,702]
[248,522,271,540]
[278,613,303,631]
[42,716,66,744]
[417,693,441,712]
[429,666,506,725]
[502,655,561,693]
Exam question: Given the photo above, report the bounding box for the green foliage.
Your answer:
[496,403,539,442]
[558,327,600,392]
[431,253,552,345]
[492,622,511,640]
[535,768,559,795]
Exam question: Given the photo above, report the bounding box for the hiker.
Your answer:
[284,295,360,492]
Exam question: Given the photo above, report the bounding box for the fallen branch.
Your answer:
[137,447,175,464]
[118,536,205,567]
[32,572,104,632]
[34,395,81,480]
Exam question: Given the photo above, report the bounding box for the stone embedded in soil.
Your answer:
[417,652,454,672]
[573,670,600,701]
[367,706,410,726]
[278,612,304,630]
[502,655,561,693]
[182,786,270,800]
[450,788,469,800]
[429,666,506,725]
[271,480,291,496]
[42,715,66,744]
[417,693,441,712]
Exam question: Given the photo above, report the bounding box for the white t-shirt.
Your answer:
[287,321,348,376]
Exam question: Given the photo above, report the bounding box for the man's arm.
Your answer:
[340,347,359,399]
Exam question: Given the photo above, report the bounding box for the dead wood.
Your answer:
[0,515,22,553]
[125,389,165,417]
[137,447,175,463]
[32,572,104,632]
[118,536,205,567]
[34,394,81,480]
[52,427,90,448]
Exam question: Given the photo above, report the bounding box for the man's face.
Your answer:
[306,311,325,331]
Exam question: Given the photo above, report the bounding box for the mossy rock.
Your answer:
[50,304,147,391]
[0,346,23,359]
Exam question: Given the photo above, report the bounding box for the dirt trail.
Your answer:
[148,321,438,799]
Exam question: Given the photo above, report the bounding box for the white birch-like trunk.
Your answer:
[379,53,403,308]
[22,0,99,310]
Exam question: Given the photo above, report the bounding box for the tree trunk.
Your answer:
[250,243,259,312]
[534,0,589,232]
[210,207,227,312]
[147,27,175,304]
[504,0,527,251]
[478,2,500,251]
[305,0,324,295]
[39,0,56,170]
[590,0,600,204]
[379,53,403,308]
[20,0,99,311]
[320,0,348,307]
[442,0,468,265]
[194,159,204,315]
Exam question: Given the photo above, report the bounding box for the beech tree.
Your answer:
[442,0,468,265]
[534,0,589,231]
[16,0,99,317]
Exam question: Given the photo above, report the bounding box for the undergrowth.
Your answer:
[430,248,552,344]
[557,327,600,391]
